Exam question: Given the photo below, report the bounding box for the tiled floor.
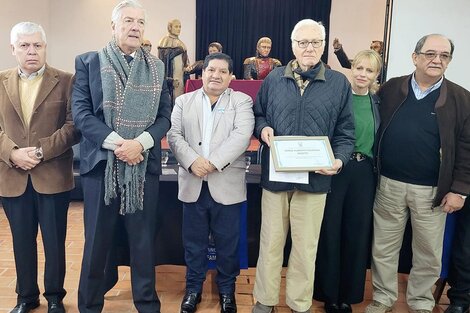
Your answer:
[0,202,450,313]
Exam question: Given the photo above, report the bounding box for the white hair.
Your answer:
[10,22,47,45]
[111,0,146,23]
[290,19,326,41]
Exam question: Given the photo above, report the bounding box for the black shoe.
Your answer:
[339,303,352,313]
[324,303,341,313]
[48,301,65,313]
[445,304,470,313]
[180,292,201,313]
[219,293,237,313]
[10,300,40,313]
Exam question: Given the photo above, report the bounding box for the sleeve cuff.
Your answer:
[135,131,155,151]
[102,131,124,151]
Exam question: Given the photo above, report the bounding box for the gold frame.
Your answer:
[270,136,335,172]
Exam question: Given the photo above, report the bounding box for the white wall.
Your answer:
[328,0,387,78]
[1,0,388,77]
[0,0,196,73]
[1,0,49,69]
[387,0,469,90]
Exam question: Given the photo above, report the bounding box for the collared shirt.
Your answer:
[201,90,221,159]
[122,51,136,58]
[201,89,227,180]
[18,64,46,80]
[411,73,443,100]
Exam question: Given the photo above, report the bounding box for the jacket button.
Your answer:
[198,142,202,145]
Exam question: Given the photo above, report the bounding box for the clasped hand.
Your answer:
[11,147,40,170]
[190,157,216,177]
[114,139,144,166]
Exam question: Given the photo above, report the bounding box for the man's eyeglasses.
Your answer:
[417,51,452,62]
[293,39,324,49]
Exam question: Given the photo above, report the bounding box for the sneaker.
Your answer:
[252,301,274,313]
[365,301,392,313]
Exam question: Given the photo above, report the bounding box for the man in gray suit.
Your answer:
[167,52,254,313]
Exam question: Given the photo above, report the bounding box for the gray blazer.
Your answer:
[167,87,254,205]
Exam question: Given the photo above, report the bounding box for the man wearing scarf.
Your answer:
[72,1,171,312]
[251,19,355,313]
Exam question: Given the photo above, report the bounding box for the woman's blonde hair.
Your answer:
[351,49,383,93]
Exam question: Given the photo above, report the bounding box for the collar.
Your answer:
[18,64,45,80]
[202,88,228,104]
[352,89,369,96]
[122,51,136,58]
[284,60,325,81]
[411,72,443,93]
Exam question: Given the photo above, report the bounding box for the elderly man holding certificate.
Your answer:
[251,19,355,313]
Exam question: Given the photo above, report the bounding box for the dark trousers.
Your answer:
[2,178,69,304]
[183,182,241,294]
[313,158,376,304]
[78,162,160,313]
[447,200,470,305]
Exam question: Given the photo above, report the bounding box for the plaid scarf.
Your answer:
[291,60,311,96]
[291,60,323,96]
[99,40,164,214]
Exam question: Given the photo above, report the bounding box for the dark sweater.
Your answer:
[380,85,441,186]
[377,75,470,206]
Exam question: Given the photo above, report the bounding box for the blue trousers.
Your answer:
[447,200,470,305]
[183,182,241,294]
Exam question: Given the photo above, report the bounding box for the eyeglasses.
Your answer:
[417,51,452,62]
[293,39,324,49]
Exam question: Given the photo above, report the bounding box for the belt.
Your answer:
[350,152,368,162]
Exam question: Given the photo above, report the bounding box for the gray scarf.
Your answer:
[99,40,164,214]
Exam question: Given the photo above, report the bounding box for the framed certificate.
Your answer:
[270,136,335,172]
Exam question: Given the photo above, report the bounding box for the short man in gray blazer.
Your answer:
[167,52,254,313]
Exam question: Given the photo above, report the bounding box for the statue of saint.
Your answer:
[141,39,152,54]
[243,37,281,80]
[158,19,189,103]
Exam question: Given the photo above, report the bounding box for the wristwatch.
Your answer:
[34,147,44,160]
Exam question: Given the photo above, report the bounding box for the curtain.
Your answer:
[196,0,332,78]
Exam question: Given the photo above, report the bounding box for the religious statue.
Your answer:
[158,19,189,103]
[243,37,281,80]
[141,39,152,54]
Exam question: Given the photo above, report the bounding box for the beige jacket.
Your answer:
[167,88,254,205]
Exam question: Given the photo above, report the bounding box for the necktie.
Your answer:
[124,55,133,64]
